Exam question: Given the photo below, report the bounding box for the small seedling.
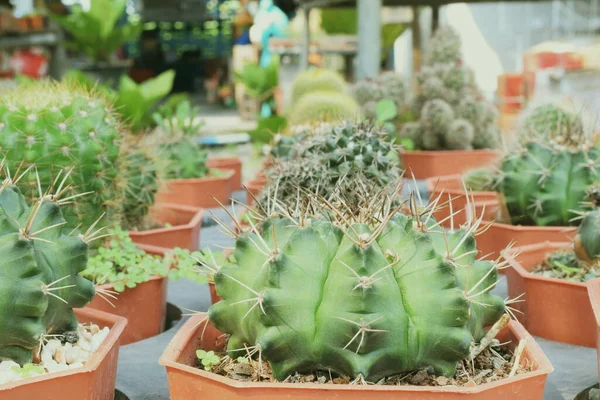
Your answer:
[196,350,221,371]
[11,363,45,379]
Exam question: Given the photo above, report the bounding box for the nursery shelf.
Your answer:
[0,32,59,50]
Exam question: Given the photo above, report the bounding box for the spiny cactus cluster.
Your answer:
[260,121,400,209]
[517,103,584,144]
[208,186,508,381]
[353,72,410,119]
[0,82,162,231]
[498,104,600,226]
[288,69,360,125]
[0,165,96,365]
[574,185,600,263]
[400,27,501,151]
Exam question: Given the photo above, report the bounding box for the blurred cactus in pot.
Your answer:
[208,186,510,381]
[401,27,501,151]
[353,72,411,121]
[0,165,96,365]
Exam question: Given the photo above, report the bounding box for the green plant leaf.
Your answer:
[376,99,398,123]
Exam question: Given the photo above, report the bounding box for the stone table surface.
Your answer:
[115,184,597,400]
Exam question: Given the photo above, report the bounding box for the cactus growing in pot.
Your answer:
[498,104,600,227]
[574,185,600,264]
[352,72,411,121]
[0,165,97,365]
[207,186,510,381]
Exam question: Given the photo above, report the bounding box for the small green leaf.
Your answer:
[376,99,398,123]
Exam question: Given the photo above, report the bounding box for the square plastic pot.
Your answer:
[207,157,243,191]
[505,242,595,347]
[159,314,552,400]
[155,169,235,208]
[0,308,127,400]
[87,276,168,345]
[400,149,500,180]
[129,203,204,253]
[425,174,498,228]
[587,278,600,381]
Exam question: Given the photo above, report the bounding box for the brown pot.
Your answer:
[27,15,44,31]
[156,169,235,209]
[425,174,498,228]
[245,176,267,206]
[505,242,595,347]
[87,276,168,345]
[207,157,243,191]
[400,149,500,180]
[587,278,600,379]
[129,203,204,253]
[0,308,126,399]
[208,281,221,304]
[160,313,552,400]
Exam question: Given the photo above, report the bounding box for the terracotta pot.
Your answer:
[27,15,44,31]
[505,242,595,347]
[245,176,267,206]
[0,308,126,399]
[208,282,222,304]
[160,314,552,399]
[207,157,243,191]
[87,276,168,345]
[477,218,577,261]
[155,169,234,208]
[425,175,498,228]
[587,278,600,379]
[129,203,204,253]
[400,149,500,180]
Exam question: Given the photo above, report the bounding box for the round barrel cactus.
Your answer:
[0,82,126,230]
[575,185,600,262]
[288,91,360,125]
[209,192,506,381]
[290,69,347,105]
[0,167,95,365]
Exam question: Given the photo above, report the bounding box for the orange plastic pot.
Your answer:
[400,149,500,180]
[505,242,595,347]
[0,308,126,400]
[129,203,204,253]
[27,15,44,31]
[207,157,243,191]
[155,169,234,208]
[245,176,267,206]
[587,278,600,378]
[160,314,552,400]
[87,276,168,345]
[209,282,221,304]
[425,175,498,228]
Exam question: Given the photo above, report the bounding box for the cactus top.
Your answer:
[209,189,506,381]
[0,166,95,365]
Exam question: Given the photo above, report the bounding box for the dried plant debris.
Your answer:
[532,249,600,283]
[196,338,531,387]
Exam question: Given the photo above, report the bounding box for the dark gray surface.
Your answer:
[115,184,597,400]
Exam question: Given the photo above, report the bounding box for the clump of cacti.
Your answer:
[288,91,360,125]
[353,72,410,120]
[0,166,96,365]
[498,104,600,226]
[290,69,347,105]
[260,120,400,209]
[208,186,508,381]
[0,82,128,229]
[400,27,501,151]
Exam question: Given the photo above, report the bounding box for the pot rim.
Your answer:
[425,174,498,197]
[482,219,578,233]
[164,169,235,184]
[0,307,127,390]
[129,204,205,237]
[400,149,501,157]
[505,241,587,288]
[95,274,166,292]
[159,313,553,393]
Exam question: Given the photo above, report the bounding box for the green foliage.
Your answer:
[289,91,360,125]
[235,61,279,98]
[248,116,288,144]
[517,103,584,145]
[208,191,506,381]
[50,0,141,62]
[11,363,45,379]
[0,81,127,230]
[161,140,210,180]
[290,69,347,105]
[0,170,95,365]
[376,99,398,124]
[320,8,357,35]
[152,98,205,137]
[196,350,221,371]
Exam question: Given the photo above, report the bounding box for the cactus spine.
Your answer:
[0,166,96,365]
[209,189,507,381]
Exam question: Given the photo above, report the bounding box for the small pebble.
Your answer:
[90,324,100,335]
[54,347,66,364]
[77,338,91,352]
[65,347,82,365]
[68,362,84,370]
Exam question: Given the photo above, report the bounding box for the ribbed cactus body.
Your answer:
[574,186,600,262]
[289,91,360,125]
[0,83,125,229]
[499,142,600,226]
[290,69,347,105]
[0,178,95,364]
[210,212,504,381]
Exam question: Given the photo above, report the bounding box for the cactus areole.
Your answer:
[0,166,95,365]
[208,191,506,381]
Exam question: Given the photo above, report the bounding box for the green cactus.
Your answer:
[404,27,501,151]
[288,91,360,125]
[209,189,506,381]
[0,166,96,365]
[353,72,410,120]
[0,82,126,230]
[290,69,347,105]
[517,103,584,144]
[498,129,600,226]
[574,185,600,262]
[260,121,400,209]
[161,139,209,180]
[464,167,499,192]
